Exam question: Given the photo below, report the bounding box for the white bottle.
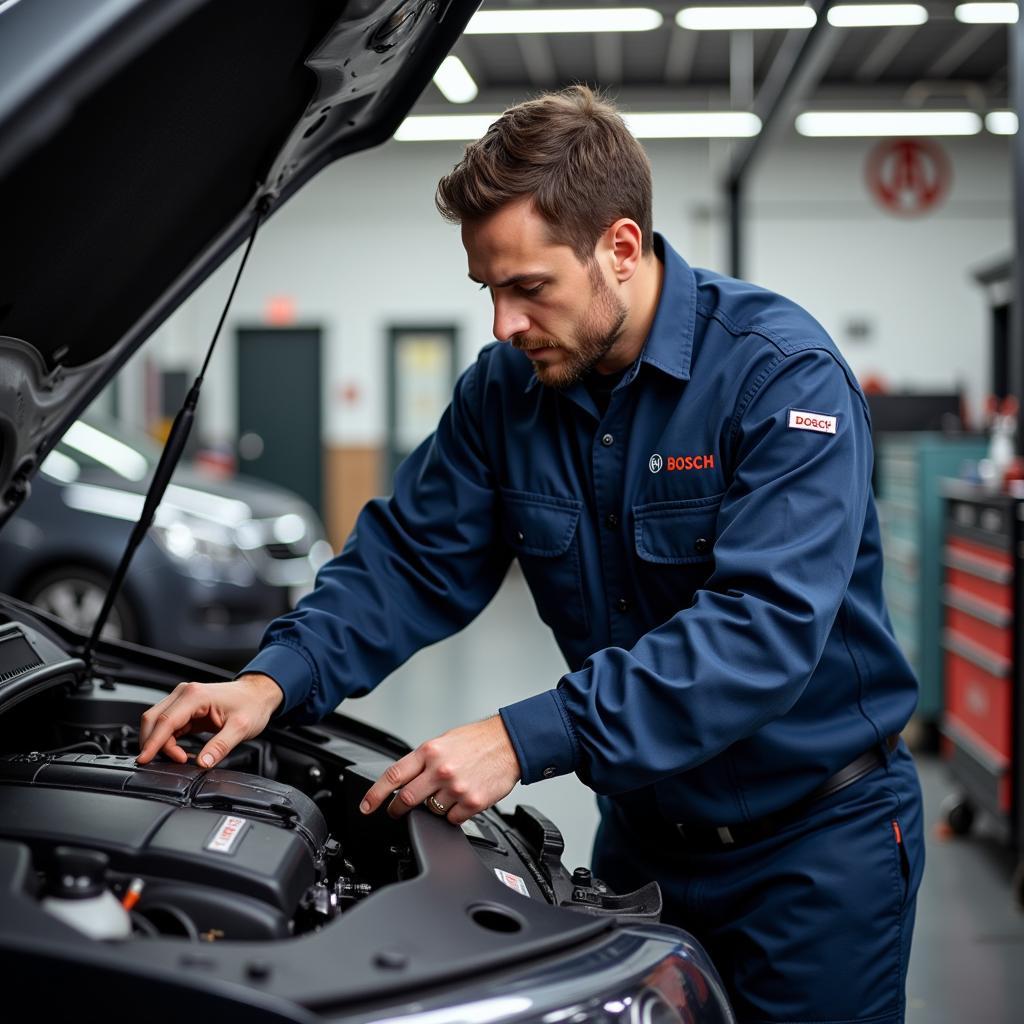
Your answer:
[989,403,1017,486]
[41,847,132,941]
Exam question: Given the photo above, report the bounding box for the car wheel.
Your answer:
[22,566,140,643]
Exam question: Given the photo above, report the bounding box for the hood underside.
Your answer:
[0,0,477,521]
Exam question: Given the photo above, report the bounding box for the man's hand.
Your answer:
[361,716,521,826]
[136,673,284,768]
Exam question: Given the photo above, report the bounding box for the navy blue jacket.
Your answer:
[244,235,918,826]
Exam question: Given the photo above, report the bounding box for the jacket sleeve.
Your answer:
[499,345,873,792]
[242,358,512,723]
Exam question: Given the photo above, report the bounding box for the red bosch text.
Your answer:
[665,454,715,471]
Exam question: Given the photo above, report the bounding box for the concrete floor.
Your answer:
[351,566,1024,1023]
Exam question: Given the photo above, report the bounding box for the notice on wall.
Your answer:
[394,333,454,451]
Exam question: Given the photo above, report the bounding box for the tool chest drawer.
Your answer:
[944,595,1013,661]
[943,633,1013,761]
[943,537,1014,610]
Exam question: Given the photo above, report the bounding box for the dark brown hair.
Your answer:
[435,85,653,260]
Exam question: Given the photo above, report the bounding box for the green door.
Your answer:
[236,327,322,516]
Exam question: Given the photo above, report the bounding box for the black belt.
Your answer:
[674,734,900,852]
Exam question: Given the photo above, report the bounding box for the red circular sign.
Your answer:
[865,138,952,217]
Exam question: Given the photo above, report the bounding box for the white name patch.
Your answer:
[788,410,837,434]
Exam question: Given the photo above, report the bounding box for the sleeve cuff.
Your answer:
[499,689,579,785]
[238,643,315,718]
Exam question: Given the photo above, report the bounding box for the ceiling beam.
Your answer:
[409,82,978,118]
[854,25,917,82]
[595,32,623,87]
[664,25,699,85]
[725,0,840,278]
[517,34,558,88]
[926,22,998,79]
[730,30,755,109]
[728,1,842,186]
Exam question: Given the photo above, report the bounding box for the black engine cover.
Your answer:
[0,753,329,936]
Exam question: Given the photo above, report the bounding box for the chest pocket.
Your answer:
[501,488,590,639]
[632,493,723,608]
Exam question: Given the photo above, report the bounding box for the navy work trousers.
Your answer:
[593,744,925,1024]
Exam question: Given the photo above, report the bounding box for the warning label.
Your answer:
[494,868,530,897]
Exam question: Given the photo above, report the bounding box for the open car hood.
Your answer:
[0,0,477,523]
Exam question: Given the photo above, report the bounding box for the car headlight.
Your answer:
[150,513,241,565]
[349,933,734,1024]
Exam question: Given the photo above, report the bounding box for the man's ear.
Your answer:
[602,219,643,282]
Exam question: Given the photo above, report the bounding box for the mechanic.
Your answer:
[138,86,924,1024]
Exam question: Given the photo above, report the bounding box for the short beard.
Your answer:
[529,261,628,390]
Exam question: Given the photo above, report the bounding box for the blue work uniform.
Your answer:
[243,235,924,1024]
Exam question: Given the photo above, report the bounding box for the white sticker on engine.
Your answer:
[788,409,837,434]
[206,815,249,854]
[494,868,530,897]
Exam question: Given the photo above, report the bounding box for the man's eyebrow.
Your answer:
[468,272,549,288]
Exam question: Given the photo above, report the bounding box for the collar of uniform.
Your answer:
[523,231,695,395]
[637,233,695,383]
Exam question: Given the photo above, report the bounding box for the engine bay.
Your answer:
[0,750,348,941]
[0,614,659,959]
[0,616,500,946]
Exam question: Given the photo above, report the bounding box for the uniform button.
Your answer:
[605,513,619,529]
[694,537,710,555]
[601,433,614,447]
[616,597,629,613]
[542,766,556,778]
[515,530,525,543]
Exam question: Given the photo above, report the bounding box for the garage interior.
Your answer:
[13,1,1021,1020]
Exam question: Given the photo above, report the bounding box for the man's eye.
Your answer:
[520,284,544,296]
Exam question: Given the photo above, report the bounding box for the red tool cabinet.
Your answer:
[939,480,1024,900]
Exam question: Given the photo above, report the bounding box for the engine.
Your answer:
[0,751,368,941]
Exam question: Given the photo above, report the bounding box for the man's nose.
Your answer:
[492,298,530,342]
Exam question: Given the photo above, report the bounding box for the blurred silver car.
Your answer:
[0,415,332,668]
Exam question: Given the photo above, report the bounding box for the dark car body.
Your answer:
[0,415,331,667]
[0,1,735,1021]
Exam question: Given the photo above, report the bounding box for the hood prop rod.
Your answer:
[81,201,267,680]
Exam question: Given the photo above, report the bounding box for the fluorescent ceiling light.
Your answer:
[954,3,1019,23]
[433,56,478,104]
[395,115,498,141]
[396,112,762,142]
[986,110,1018,134]
[795,110,983,136]
[676,5,817,30]
[623,111,762,137]
[466,8,662,33]
[828,4,928,27]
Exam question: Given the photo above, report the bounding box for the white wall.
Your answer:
[746,136,1011,422]
[138,130,1011,448]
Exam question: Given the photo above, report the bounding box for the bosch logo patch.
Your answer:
[788,410,837,435]
[649,454,663,473]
